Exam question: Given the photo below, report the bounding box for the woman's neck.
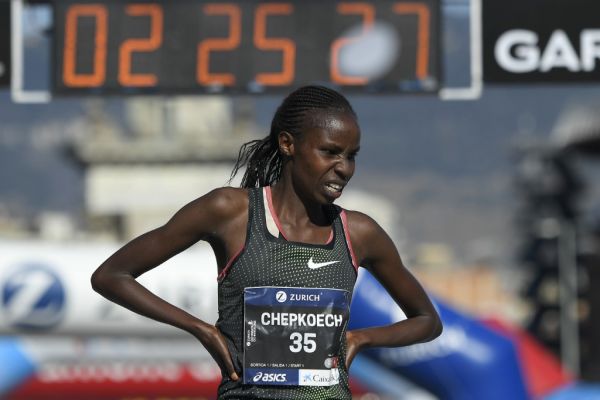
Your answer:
[270,180,329,228]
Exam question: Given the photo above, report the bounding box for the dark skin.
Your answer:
[91,110,442,383]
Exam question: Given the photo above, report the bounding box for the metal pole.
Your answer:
[558,220,580,376]
[439,0,482,101]
[10,0,51,103]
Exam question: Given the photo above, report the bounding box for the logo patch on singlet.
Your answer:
[307,257,340,270]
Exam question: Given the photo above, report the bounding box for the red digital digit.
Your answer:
[254,3,295,86]
[118,4,163,87]
[63,4,108,87]
[197,4,241,86]
[330,3,375,85]
[393,2,430,80]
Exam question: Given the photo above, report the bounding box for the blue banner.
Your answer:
[349,271,530,400]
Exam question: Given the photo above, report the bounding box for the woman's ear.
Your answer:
[278,131,295,157]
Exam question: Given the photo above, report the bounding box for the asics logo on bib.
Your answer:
[252,372,287,383]
[307,257,340,269]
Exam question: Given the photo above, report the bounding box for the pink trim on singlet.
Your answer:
[266,186,334,245]
[340,209,359,272]
[217,245,245,282]
[326,228,334,244]
[265,186,290,240]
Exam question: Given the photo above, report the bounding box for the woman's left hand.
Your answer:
[345,330,365,369]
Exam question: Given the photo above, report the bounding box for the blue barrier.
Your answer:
[349,270,530,400]
[0,338,36,395]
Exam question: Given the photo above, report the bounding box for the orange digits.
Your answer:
[393,3,430,80]
[254,3,295,86]
[118,4,163,87]
[330,3,374,85]
[197,4,241,86]
[63,4,107,87]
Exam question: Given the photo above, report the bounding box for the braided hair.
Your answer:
[230,85,357,188]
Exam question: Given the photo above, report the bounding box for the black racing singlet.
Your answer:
[216,187,358,399]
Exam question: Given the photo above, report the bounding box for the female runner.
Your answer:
[91,85,442,399]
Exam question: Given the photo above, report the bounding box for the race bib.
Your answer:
[243,287,350,386]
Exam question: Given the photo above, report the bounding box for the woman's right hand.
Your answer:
[191,321,239,381]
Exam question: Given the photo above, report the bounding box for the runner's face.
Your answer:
[289,111,360,204]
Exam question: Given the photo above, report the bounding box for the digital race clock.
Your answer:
[52,0,441,94]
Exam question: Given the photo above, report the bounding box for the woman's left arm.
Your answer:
[344,210,443,367]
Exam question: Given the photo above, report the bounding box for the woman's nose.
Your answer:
[334,158,354,180]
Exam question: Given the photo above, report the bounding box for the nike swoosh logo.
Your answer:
[307,257,340,269]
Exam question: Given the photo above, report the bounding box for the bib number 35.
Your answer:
[289,332,317,353]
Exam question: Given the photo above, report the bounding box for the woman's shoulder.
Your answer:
[205,186,249,203]
[340,208,397,267]
[340,208,389,245]
[168,187,249,239]
[196,186,249,217]
[173,186,249,225]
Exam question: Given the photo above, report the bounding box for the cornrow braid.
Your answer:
[230,85,356,188]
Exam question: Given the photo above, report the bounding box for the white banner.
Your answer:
[0,240,219,335]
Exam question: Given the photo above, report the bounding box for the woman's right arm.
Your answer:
[90,187,247,380]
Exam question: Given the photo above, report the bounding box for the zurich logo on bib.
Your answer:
[275,291,287,303]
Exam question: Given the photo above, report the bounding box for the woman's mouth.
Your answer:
[325,183,344,196]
